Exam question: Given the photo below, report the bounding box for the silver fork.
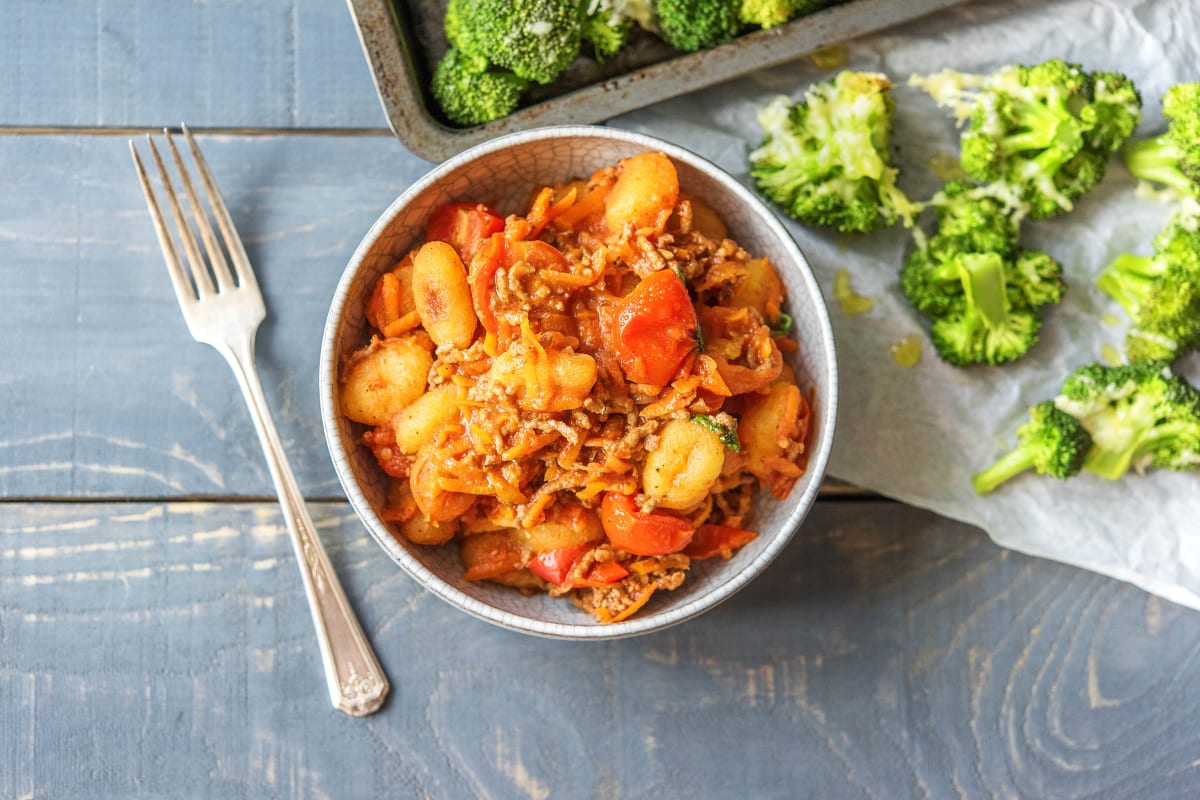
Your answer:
[130,126,388,716]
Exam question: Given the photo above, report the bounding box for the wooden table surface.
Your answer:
[3,2,1198,798]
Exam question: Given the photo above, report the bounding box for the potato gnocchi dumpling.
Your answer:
[340,334,432,426]
[341,152,813,623]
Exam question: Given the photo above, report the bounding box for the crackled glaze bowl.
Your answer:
[319,126,838,639]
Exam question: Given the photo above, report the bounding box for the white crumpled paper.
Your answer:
[614,0,1200,608]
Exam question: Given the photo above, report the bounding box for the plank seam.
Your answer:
[0,126,396,137]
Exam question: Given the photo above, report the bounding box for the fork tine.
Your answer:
[182,123,260,292]
[130,140,199,308]
[144,134,217,298]
[164,128,238,292]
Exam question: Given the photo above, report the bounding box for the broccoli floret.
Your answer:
[580,0,659,57]
[901,183,1024,318]
[926,181,1022,259]
[911,60,1142,218]
[656,0,742,52]
[926,252,1043,366]
[1055,363,1200,479]
[444,0,481,55]
[750,71,918,233]
[582,0,642,59]
[431,48,530,127]
[738,0,825,28]
[1024,147,1109,220]
[972,401,1092,493]
[1086,71,1144,152]
[582,11,630,59]
[1008,250,1066,308]
[903,249,1063,366]
[901,246,958,317]
[902,174,1063,367]
[1123,82,1200,196]
[738,0,793,28]
[1097,207,1200,362]
[449,0,582,85]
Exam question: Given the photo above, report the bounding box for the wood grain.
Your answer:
[3,1,1197,797]
[2,500,1197,799]
[0,0,387,130]
[0,134,433,500]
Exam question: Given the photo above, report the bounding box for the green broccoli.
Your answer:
[1123,82,1200,196]
[431,48,530,127]
[1055,363,1200,479]
[901,179,1062,366]
[922,251,1059,366]
[972,401,1092,494]
[901,183,1021,318]
[738,0,825,29]
[750,71,918,233]
[582,0,655,59]
[925,181,1022,260]
[1023,147,1109,220]
[656,0,742,52]
[444,0,482,55]
[582,12,629,59]
[691,414,741,451]
[448,0,582,85]
[1096,206,1200,362]
[1086,71,1144,153]
[910,60,1142,219]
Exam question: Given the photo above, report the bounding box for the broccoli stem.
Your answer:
[1084,420,1195,479]
[972,445,1038,494]
[1124,136,1191,193]
[1083,439,1139,479]
[877,173,919,226]
[1096,252,1160,318]
[959,252,1009,329]
[1004,102,1082,154]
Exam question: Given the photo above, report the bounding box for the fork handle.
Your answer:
[220,334,389,717]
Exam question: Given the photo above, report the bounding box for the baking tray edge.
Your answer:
[346,0,969,162]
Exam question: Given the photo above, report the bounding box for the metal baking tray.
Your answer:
[347,0,969,162]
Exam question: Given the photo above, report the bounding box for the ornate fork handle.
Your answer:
[131,126,387,715]
[222,333,389,716]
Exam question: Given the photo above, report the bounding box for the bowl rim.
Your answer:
[319,124,839,639]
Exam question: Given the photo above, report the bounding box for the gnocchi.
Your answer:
[340,152,813,623]
[642,419,727,510]
[340,334,432,426]
[412,241,478,348]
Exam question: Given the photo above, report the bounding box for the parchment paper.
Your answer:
[614,0,1200,608]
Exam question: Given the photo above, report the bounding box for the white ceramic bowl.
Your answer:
[320,125,838,639]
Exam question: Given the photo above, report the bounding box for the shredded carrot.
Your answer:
[554,184,607,229]
[575,482,606,501]
[629,559,661,576]
[382,310,420,338]
[520,492,555,529]
[598,586,656,624]
[483,331,499,357]
[502,431,559,460]
[602,455,632,473]
[696,354,733,396]
[556,437,585,470]
[640,374,703,418]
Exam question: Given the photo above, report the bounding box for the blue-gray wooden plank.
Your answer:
[1,0,388,130]
[0,133,431,499]
[3,500,1197,799]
